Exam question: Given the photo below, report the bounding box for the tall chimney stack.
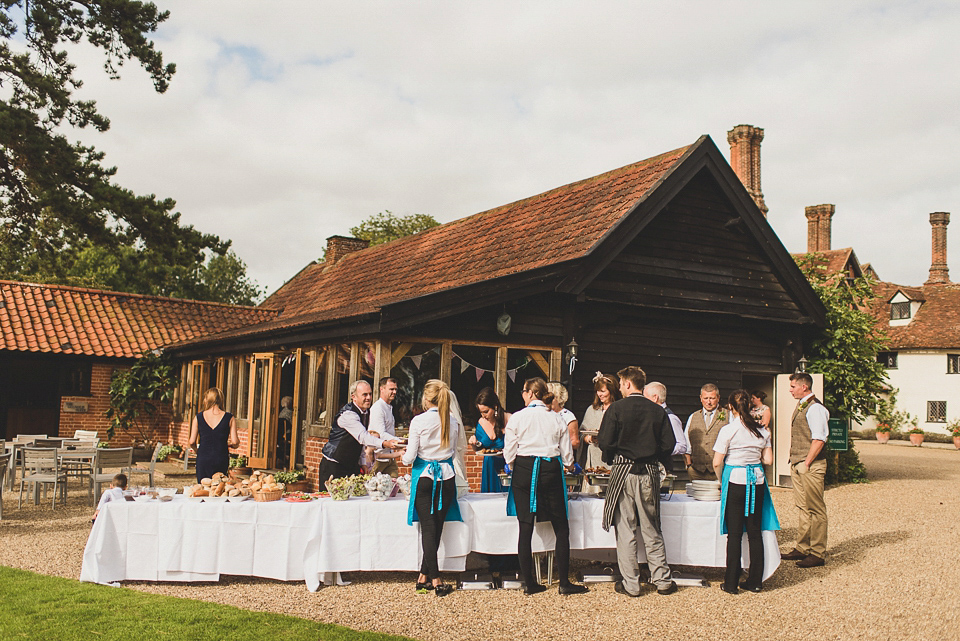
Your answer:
[325,235,370,265]
[925,212,950,285]
[727,124,768,216]
[804,204,835,252]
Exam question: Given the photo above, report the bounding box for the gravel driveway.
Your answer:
[1,441,957,641]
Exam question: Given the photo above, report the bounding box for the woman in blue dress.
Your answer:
[468,387,511,492]
[187,388,240,483]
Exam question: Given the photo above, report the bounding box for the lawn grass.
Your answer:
[0,566,415,641]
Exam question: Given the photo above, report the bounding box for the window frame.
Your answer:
[947,354,960,375]
[890,301,911,320]
[877,351,898,369]
[926,400,947,423]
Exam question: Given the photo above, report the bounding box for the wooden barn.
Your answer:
[165,132,825,490]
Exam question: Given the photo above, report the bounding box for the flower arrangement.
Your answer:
[907,426,924,435]
[875,423,892,434]
[228,455,248,469]
[717,409,727,422]
[274,469,305,484]
[155,443,182,462]
[946,420,960,437]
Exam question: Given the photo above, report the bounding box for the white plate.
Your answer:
[203,496,228,503]
[226,494,251,502]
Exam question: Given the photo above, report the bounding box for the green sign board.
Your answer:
[827,418,849,451]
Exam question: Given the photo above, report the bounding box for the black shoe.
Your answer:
[434,584,454,597]
[781,548,806,561]
[415,581,434,591]
[657,581,678,595]
[739,580,762,593]
[558,582,589,595]
[523,583,547,595]
[719,584,739,595]
[614,581,641,598]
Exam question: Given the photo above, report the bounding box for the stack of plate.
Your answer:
[686,480,721,501]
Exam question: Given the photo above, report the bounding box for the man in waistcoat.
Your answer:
[643,381,688,462]
[683,384,728,481]
[318,380,402,482]
[781,372,829,568]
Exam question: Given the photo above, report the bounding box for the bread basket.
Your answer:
[253,489,283,502]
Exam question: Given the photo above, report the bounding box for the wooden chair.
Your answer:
[0,452,9,519]
[128,443,162,488]
[182,445,196,472]
[88,447,134,505]
[73,430,99,441]
[34,438,63,449]
[18,447,67,509]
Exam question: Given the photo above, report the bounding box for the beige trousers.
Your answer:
[372,459,399,478]
[687,465,717,482]
[790,458,828,559]
[613,472,672,593]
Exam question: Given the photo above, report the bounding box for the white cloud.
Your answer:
[63,0,960,293]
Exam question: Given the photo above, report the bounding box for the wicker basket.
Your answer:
[253,489,283,502]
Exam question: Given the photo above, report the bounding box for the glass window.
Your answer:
[890,302,911,320]
[312,348,329,425]
[357,342,376,385]
[236,357,251,420]
[948,354,960,374]
[390,342,442,429]
[451,345,497,430]
[295,351,311,468]
[333,344,351,411]
[927,401,946,423]
[877,352,898,369]
[60,362,92,396]
[505,348,551,412]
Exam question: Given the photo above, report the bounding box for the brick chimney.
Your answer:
[804,204,835,252]
[727,124,768,216]
[925,212,950,285]
[325,235,370,265]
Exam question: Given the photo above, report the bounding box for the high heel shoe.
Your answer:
[415,581,434,591]
[434,584,454,597]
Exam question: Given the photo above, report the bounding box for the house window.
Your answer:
[927,401,946,423]
[60,362,92,396]
[890,302,911,320]
[948,354,960,374]
[877,352,898,369]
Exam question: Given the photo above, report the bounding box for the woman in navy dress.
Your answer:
[468,387,511,492]
[188,387,240,482]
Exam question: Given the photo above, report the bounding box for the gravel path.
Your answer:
[2,441,958,641]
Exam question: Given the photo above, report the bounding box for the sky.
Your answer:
[65,1,960,297]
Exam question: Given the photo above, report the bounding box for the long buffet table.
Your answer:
[81,493,780,590]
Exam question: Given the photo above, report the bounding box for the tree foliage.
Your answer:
[105,350,178,443]
[348,211,439,247]
[796,254,888,484]
[0,1,261,304]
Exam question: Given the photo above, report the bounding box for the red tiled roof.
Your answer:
[791,248,861,278]
[254,145,692,333]
[0,281,279,358]
[870,281,960,349]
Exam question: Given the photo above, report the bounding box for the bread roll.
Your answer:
[201,477,212,486]
[228,488,240,497]
[194,489,209,497]
[265,474,275,485]
[215,483,225,497]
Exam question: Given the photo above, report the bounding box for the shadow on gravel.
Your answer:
[769,529,912,590]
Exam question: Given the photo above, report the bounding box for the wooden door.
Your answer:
[247,353,279,469]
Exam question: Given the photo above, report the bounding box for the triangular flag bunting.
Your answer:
[460,359,470,374]
[507,369,517,382]
[411,354,422,369]
[476,367,485,382]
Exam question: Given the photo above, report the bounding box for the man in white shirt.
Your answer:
[781,372,830,568]
[643,381,687,459]
[318,380,402,481]
[369,377,402,477]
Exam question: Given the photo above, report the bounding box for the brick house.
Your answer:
[0,281,275,445]
[165,129,826,490]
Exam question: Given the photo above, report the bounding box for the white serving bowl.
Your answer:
[156,487,177,498]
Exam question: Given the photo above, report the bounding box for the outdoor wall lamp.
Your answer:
[565,337,579,364]
[797,356,808,373]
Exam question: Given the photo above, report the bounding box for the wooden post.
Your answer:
[495,347,508,402]
[440,342,453,385]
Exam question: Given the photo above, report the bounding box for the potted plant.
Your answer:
[947,420,960,450]
[908,426,925,447]
[155,443,183,463]
[275,469,309,492]
[875,423,892,444]
[228,455,251,478]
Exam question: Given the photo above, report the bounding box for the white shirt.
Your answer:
[661,404,688,456]
[96,487,124,511]
[713,417,770,485]
[322,404,383,463]
[799,393,830,442]
[369,398,396,460]
[401,408,459,480]
[558,408,577,426]
[504,401,574,467]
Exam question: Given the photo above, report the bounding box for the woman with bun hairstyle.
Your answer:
[401,379,463,596]
[188,387,240,483]
[712,389,780,594]
[504,377,588,596]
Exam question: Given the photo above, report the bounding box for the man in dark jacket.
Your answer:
[598,366,677,597]
[318,380,402,481]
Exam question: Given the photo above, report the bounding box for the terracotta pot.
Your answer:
[953,436,960,450]
[876,432,890,444]
[909,433,925,447]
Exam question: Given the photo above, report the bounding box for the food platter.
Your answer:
[480,449,504,457]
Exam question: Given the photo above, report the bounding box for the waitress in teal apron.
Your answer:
[401,379,462,597]
[712,389,780,594]
[503,377,588,596]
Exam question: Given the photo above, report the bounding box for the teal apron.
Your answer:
[506,455,569,518]
[407,456,463,526]
[719,463,781,535]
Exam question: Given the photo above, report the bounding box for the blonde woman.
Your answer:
[187,388,240,483]
[548,381,580,450]
[401,379,463,596]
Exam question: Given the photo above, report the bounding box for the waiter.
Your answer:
[781,372,829,568]
[599,366,677,597]
[318,380,402,481]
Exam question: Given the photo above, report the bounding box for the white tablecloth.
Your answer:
[81,493,780,588]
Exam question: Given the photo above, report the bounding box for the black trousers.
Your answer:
[414,476,456,580]
[723,482,765,589]
[518,518,571,587]
[317,457,360,483]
